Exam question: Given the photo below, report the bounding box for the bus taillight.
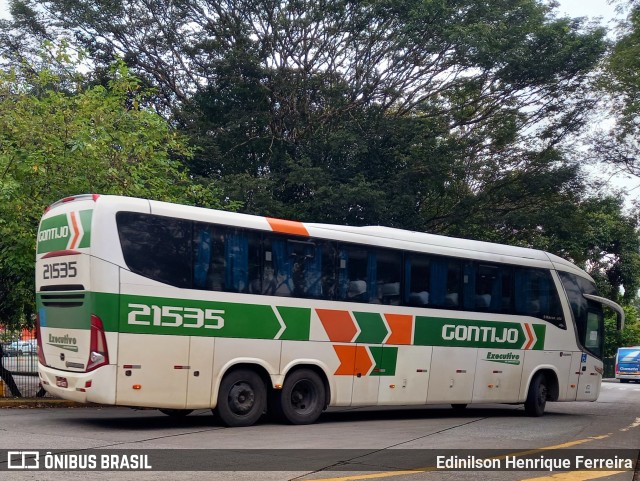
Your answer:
[87,314,109,372]
[36,313,47,366]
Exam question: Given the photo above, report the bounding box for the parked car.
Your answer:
[7,340,37,355]
[1,343,20,357]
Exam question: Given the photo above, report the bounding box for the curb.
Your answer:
[0,398,89,408]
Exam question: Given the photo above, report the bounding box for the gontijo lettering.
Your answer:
[442,324,518,343]
[38,226,69,241]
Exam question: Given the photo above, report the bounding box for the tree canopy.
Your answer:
[0,0,638,338]
[0,46,231,326]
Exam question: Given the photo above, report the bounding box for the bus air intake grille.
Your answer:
[41,293,85,308]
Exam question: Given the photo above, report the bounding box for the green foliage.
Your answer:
[593,5,640,176]
[0,45,231,326]
[605,304,640,358]
[0,1,638,321]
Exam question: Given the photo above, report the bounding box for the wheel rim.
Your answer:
[290,379,318,415]
[228,381,256,416]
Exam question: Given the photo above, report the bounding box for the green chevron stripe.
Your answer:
[369,346,398,376]
[276,306,311,341]
[353,312,388,344]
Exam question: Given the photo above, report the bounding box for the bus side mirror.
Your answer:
[583,294,625,331]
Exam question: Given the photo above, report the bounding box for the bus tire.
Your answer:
[279,369,325,425]
[524,372,548,417]
[217,369,266,427]
[620,379,630,383]
[159,409,193,417]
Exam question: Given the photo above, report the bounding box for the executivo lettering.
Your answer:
[48,333,79,352]
[486,351,521,365]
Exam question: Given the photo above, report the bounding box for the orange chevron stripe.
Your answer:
[524,323,535,350]
[69,212,81,249]
[333,345,372,376]
[384,314,413,345]
[266,217,309,237]
[317,309,357,342]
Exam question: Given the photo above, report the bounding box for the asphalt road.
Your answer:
[0,380,638,481]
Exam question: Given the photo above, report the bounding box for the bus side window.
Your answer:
[405,254,431,306]
[193,225,212,290]
[224,229,248,292]
[193,223,226,291]
[376,249,401,305]
[514,268,563,323]
[223,229,261,293]
[430,258,461,308]
[117,212,193,289]
[466,263,513,313]
[337,245,371,302]
[320,241,337,300]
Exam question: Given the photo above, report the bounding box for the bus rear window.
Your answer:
[117,212,193,288]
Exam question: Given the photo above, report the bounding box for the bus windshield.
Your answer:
[558,272,604,359]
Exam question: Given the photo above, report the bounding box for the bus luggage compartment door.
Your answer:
[116,333,189,408]
[426,347,477,404]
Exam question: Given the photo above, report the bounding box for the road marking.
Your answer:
[521,470,628,481]
[620,417,640,432]
[307,436,612,481]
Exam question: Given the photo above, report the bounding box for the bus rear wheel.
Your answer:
[278,369,325,425]
[217,369,266,427]
[524,372,548,417]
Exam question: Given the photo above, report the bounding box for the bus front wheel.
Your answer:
[524,373,548,417]
[217,369,266,427]
[278,369,325,425]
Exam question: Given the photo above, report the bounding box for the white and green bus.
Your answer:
[36,194,624,426]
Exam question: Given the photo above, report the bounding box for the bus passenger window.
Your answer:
[338,245,371,302]
[376,249,402,305]
[117,212,193,289]
[514,268,563,323]
[320,241,337,300]
[429,258,461,308]
[289,239,322,298]
[223,229,261,294]
[472,264,513,313]
[405,254,431,306]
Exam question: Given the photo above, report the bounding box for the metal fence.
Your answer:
[0,326,52,398]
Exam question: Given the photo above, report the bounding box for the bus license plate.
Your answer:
[55,377,68,388]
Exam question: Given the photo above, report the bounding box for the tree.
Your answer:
[605,304,640,358]
[1,1,606,221]
[592,2,640,178]
[3,1,636,304]
[0,45,231,327]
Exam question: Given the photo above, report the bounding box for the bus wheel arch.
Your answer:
[273,365,329,425]
[524,369,559,417]
[215,364,269,427]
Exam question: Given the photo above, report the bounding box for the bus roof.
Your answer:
[65,194,592,281]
